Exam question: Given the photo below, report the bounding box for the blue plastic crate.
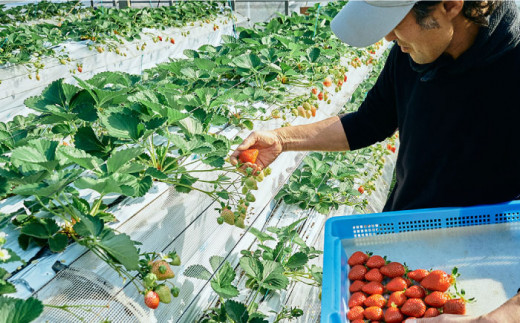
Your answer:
[321,200,520,323]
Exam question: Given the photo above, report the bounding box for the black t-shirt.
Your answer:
[340,1,520,211]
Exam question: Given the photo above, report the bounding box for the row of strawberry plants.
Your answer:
[0,2,386,321]
[0,0,82,24]
[275,50,396,215]
[0,0,229,78]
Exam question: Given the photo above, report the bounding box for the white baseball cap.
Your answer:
[331,0,418,47]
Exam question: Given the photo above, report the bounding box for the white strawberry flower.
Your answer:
[159,253,172,263]
[0,248,11,261]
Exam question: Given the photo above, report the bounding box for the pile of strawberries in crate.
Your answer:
[347,251,472,322]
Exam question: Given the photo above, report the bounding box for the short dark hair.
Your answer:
[411,1,501,29]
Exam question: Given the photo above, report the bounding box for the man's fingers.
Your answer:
[236,133,258,151]
[230,150,240,166]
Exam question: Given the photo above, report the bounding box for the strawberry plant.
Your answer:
[0,1,229,75]
[275,50,394,214]
[185,218,320,322]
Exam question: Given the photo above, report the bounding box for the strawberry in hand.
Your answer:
[239,149,259,164]
[230,130,283,175]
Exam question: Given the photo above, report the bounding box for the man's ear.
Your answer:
[442,0,464,20]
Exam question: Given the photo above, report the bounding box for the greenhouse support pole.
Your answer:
[118,0,130,8]
[285,0,289,15]
[230,0,236,11]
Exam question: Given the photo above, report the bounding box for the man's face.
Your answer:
[384,5,455,64]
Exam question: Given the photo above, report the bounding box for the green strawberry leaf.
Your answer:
[183,264,212,280]
[285,252,308,269]
[57,145,103,171]
[248,228,275,243]
[20,219,60,239]
[239,257,263,281]
[99,111,145,141]
[48,233,68,252]
[98,229,139,271]
[106,147,143,174]
[0,282,16,295]
[73,213,104,237]
[0,296,44,323]
[224,300,248,323]
[259,260,289,290]
[209,255,224,272]
[210,262,239,299]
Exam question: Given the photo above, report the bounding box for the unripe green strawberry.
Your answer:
[170,254,181,266]
[235,218,245,228]
[291,108,299,116]
[217,216,224,225]
[246,192,256,202]
[245,177,258,190]
[264,167,271,175]
[221,208,235,225]
[242,186,249,194]
[155,284,171,304]
[171,286,180,298]
[143,273,157,288]
[255,170,265,182]
[303,102,311,111]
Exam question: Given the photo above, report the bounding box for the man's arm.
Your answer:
[274,116,349,152]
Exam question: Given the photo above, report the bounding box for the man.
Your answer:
[231,0,520,321]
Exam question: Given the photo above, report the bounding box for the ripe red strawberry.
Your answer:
[365,268,383,282]
[344,74,347,82]
[364,306,383,321]
[362,281,384,295]
[384,305,404,323]
[318,92,324,100]
[420,269,454,292]
[390,146,396,153]
[347,306,364,321]
[366,255,385,268]
[357,186,365,194]
[348,292,366,308]
[348,265,367,281]
[424,307,441,318]
[364,294,386,308]
[170,38,175,44]
[239,149,259,164]
[401,298,426,317]
[323,77,332,87]
[405,285,426,298]
[350,320,364,323]
[349,280,366,293]
[424,291,450,307]
[387,291,407,308]
[386,277,408,292]
[77,66,83,73]
[311,87,318,95]
[380,262,406,278]
[443,298,466,314]
[408,269,429,282]
[158,35,163,41]
[144,290,160,309]
[348,251,369,266]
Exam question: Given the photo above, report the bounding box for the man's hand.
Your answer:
[230,130,283,174]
